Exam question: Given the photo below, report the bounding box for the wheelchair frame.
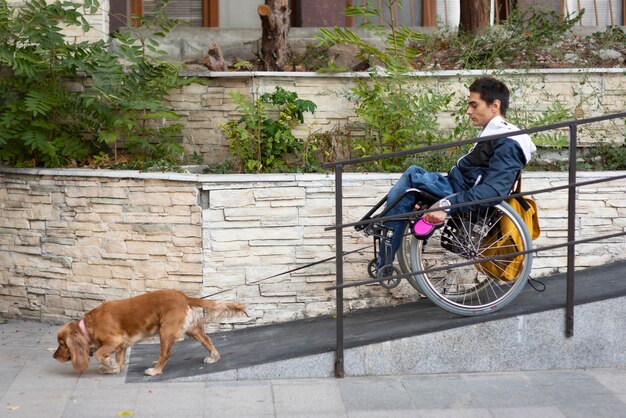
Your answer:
[357,187,533,316]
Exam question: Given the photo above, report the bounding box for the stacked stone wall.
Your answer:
[18,71,622,166]
[0,171,202,322]
[1,169,624,328]
[171,70,626,165]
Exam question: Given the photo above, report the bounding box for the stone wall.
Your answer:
[0,170,203,322]
[7,0,108,44]
[1,169,625,328]
[170,69,626,165]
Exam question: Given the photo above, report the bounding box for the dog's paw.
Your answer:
[98,366,121,374]
[144,367,162,376]
[203,355,219,364]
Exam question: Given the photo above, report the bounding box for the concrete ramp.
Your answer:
[126,261,626,382]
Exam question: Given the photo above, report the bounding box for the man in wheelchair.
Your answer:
[375,76,537,276]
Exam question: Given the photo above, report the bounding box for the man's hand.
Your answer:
[424,200,449,224]
[424,208,447,225]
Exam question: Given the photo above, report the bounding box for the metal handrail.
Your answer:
[325,111,626,378]
[322,112,626,169]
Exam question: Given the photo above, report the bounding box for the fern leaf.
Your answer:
[22,129,50,152]
[24,91,52,116]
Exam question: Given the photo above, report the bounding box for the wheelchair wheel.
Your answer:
[397,223,410,273]
[406,201,532,316]
[397,223,425,294]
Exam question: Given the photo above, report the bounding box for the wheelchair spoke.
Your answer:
[407,202,532,316]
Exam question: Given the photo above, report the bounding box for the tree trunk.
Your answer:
[202,43,228,71]
[258,0,290,71]
[459,0,490,35]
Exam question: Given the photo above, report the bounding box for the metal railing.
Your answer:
[323,110,626,378]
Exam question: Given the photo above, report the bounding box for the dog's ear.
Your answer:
[66,327,90,372]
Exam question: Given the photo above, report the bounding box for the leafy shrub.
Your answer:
[0,0,192,168]
[509,101,572,149]
[580,141,626,170]
[220,86,317,173]
[346,75,453,172]
[590,25,626,50]
[412,8,583,70]
[314,1,455,172]
[458,9,581,69]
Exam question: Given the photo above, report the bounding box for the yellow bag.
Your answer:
[477,195,540,281]
[509,196,540,241]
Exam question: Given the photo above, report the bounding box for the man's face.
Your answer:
[465,92,500,128]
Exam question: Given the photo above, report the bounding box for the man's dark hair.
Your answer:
[469,77,510,116]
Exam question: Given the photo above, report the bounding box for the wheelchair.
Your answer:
[356,187,533,316]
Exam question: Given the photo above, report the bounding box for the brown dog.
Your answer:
[53,290,246,376]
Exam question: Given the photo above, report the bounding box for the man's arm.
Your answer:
[441,139,526,214]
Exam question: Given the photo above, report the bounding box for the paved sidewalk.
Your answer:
[1,318,625,418]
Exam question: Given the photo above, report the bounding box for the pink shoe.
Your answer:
[411,218,444,240]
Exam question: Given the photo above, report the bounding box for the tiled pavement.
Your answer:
[1,318,626,417]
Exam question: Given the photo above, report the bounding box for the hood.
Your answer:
[480,116,537,164]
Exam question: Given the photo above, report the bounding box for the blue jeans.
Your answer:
[377,165,453,270]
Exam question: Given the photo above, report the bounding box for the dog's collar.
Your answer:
[78,319,90,343]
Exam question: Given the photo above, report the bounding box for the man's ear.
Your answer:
[492,99,502,114]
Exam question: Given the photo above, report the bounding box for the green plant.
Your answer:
[413,8,583,70]
[298,125,357,172]
[479,9,579,68]
[316,0,424,72]
[315,1,453,172]
[347,76,453,171]
[580,140,626,170]
[509,101,572,149]
[405,148,464,172]
[220,86,317,173]
[294,44,342,72]
[0,0,192,168]
[590,25,626,50]
[462,9,582,68]
[96,4,194,169]
[203,158,236,174]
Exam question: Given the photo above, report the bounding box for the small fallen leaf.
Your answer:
[117,411,134,417]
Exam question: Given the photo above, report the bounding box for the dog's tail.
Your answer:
[187,297,247,320]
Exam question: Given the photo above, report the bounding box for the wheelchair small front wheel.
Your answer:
[408,201,532,316]
[377,265,402,289]
[367,259,377,279]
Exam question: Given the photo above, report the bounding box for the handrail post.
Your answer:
[334,165,345,377]
[566,124,577,337]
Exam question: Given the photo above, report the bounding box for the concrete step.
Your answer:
[126,261,626,382]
